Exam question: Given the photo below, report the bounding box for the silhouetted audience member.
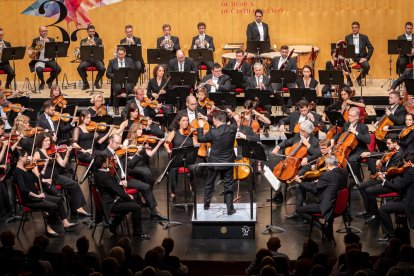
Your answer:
[374,238,403,275]
[140,248,171,276]
[260,264,278,276]
[0,230,25,275]
[102,257,119,276]
[33,235,66,275]
[395,245,414,271]
[161,237,188,275]
[75,236,101,273]
[109,246,132,276]
[310,264,329,276]
[339,249,374,276]
[246,248,273,275]
[295,239,319,276]
[266,237,290,275]
[118,237,145,274]
[23,245,53,275]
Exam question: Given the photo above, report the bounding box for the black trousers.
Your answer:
[295,181,317,211]
[0,63,14,87]
[77,60,105,84]
[35,61,61,84]
[111,201,142,235]
[44,175,86,212]
[126,178,157,210]
[204,167,234,210]
[353,56,370,79]
[379,200,405,235]
[129,166,155,188]
[111,82,135,109]
[76,151,93,164]
[25,194,67,225]
[168,164,196,194]
[348,149,365,182]
[362,180,392,216]
[397,56,411,75]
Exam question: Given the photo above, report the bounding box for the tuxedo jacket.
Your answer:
[277,134,321,162]
[333,122,371,151]
[106,57,136,80]
[279,111,324,133]
[201,74,231,92]
[0,40,12,65]
[167,57,197,73]
[37,113,73,139]
[245,75,271,90]
[387,104,408,126]
[29,37,56,72]
[269,56,297,72]
[398,129,414,154]
[156,36,180,51]
[394,167,414,228]
[397,34,414,57]
[191,34,215,51]
[246,22,270,41]
[223,59,252,80]
[344,33,374,60]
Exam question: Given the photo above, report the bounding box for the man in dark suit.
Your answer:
[246,9,270,42]
[77,25,106,90]
[223,49,252,82]
[106,46,136,115]
[101,134,167,221]
[169,95,207,131]
[382,91,407,130]
[390,59,414,90]
[167,50,197,74]
[120,25,144,74]
[246,63,271,90]
[93,153,150,239]
[198,111,238,215]
[396,22,414,75]
[29,26,61,90]
[345,21,374,85]
[191,22,215,73]
[377,152,414,242]
[201,63,231,93]
[268,45,297,93]
[331,107,371,183]
[156,24,180,52]
[0,28,15,89]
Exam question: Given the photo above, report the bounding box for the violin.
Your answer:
[51,112,76,123]
[370,150,398,179]
[46,144,68,156]
[52,95,67,108]
[2,89,24,98]
[0,132,20,142]
[94,106,107,116]
[399,125,414,139]
[136,135,163,144]
[140,97,159,109]
[3,102,33,113]
[297,166,329,183]
[24,160,46,170]
[23,127,44,137]
[199,98,215,109]
[86,121,118,132]
[115,146,139,157]
[181,125,195,136]
[384,164,411,179]
[332,126,358,168]
[273,141,308,182]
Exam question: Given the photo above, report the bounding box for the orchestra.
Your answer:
[1,11,414,243]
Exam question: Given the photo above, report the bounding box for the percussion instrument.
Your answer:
[221,52,255,67]
[260,51,298,67]
[288,45,319,69]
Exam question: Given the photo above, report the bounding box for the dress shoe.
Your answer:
[204,203,210,210]
[227,208,236,216]
[365,215,379,224]
[95,82,101,89]
[46,231,59,238]
[82,83,90,90]
[39,82,45,90]
[76,211,91,217]
[134,233,151,240]
[64,222,78,231]
[356,78,362,86]
[150,212,168,221]
[5,83,11,89]
[285,212,299,219]
[46,81,53,89]
[355,211,370,218]
[377,234,392,242]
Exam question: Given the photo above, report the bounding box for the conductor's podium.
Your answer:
[192,203,257,239]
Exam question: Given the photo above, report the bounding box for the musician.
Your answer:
[396,22,414,75]
[269,45,297,72]
[246,63,271,90]
[223,49,252,81]
[49,84,66,109]
[198,111,237,215]
[278,99,325,133]
[344,22,374,86]
[201,63,231,93]
[377,91,407,131]
[101,133,167,221]
[29,26,61,91]
[167,50,197,74]
[375,152,414,242]
[232,112,260,142]
[241,99,271,133]
[325,86,366,121]
[246,9,270,42]
[12,115,33,153]
[331,107,371,183]
[92,152,150,240]
[123,123,165,187]
[120,24,144,73]
[32,132,89,217]
[164,113,199,201]
[14,148,77,237]
[77,25,106,90]
[191,22,215,73]
[169,95,207,131]
[88,93,107,117]
[390,59,414,91]
[358,136,402,224]
[156,24,180,52]
[147,65,170,103]
[321,49,353,96]
[72,110,116,164]
[106,46,136,115]
[295,65,319,94]
[0,92,12,131]
[384,113,414,154]
[0,28,15,89]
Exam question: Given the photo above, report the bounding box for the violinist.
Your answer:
[122,123,165,187]
[0,121,9,172]
[383,113,414,154]
[295,65,319,94]
[196,87,210,114]
[49,84,67,110]
[32,132,89,217]
[330,107,371,183]
[147,65,169,103]
[11,115,34,153]
[102,133,167,221]
[200,63,231,93]
[0,92,12,131]
[321,49,353,96]
[164,113,198,201]
[72,110,116,163]
[223,49,252,81]
[122,86,160,120]
[169,95,207,131]
[13,148,77,237]
[358,136,402,224]
[88,93,107,117]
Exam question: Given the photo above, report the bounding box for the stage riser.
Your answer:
[192,222,256,239]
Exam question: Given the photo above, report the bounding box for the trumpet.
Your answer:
[161,36,174,51]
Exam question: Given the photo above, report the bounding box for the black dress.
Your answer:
[296,78,318,89]
[147,77,169,103]
[75,127,95,163]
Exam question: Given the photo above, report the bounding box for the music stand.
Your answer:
[91,114,113,124]
[270,70,297,89]
[325,110,345,138]
[117,44,142,61]
[245,89,271,106]
[289,88,317,106]
[0,46,26,91]
[318,70,344,98]
[44,41,69,86]
[405,79,414,95]
[222,69,244,88]
[246,41,271,56]
[208,92,237,110]
[80,46,104,94]
[113,68,140,87]
[169,71,197,87]
[383,40,413,88]
[188,49,214,64]
[330,44,356,60]
[165,86,190,111]
[147,48,173,78]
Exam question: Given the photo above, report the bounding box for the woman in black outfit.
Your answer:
[147,65,169,103]
[295,65,319,92]
[14,148,76,237]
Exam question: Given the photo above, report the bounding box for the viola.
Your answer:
[385,164,411,178]
[301,166,329,182]
[23,127,44,137]
[86,121,118,132]
[52,95,68,108]
[370,150,398,179]
[0,132,20,142]
[199,98,215,109]
[3,102,33,113]
[24,160,46,170]
[140,97,159,109]
[115,146,139,157]
[46,144,68,156]
[399,125,414,139]
[94,106,108,116]
[273,141,308,182]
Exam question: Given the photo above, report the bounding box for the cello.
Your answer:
[191,109,210,158]
[331,125,358,168]
[272,141,308,182]
[374,104,398,141]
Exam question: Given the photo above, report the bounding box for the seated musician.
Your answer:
[164,113,199,202]
[12,115,33,153]
[223,49,252,81]
[330,107,371,183]
[322,49,353,96]
[92,152,150,240]
[14,148,77,237]
[358,136,402,224]
[295,65,319,95]
[375,152,414,242]
[147,65,170,104]
[374,91,407,136]
[396,22,414,75]
[278,99,325,134]
[101,133,167,221]
[201,63,231,93]
[123,123,165,187]
[246,63,271,90]
[0,92,12,131]
[49,84,67,110]
[271,120,321,203]
[0,28,15,89]
[191,22,215,74]
[325,86,366,124]
[72,110,116,164]
[88,93,107,117]
[232,112,260,142]
[122,85,161,121]
[0,121,9,172]
[268,45,297,91]
[77,25,106,90]
[106,46,136,115]
[156,24,180,52]
[344,22,374,86]
[169,95,207,131]
[120,25,144,74]
[167,50,197,74]
[390,59,414,91]
[196,87,210,115]
[29,26,61,91]
[32,132,89,217]
[241,99,271,134]
[383,113,414,153]
[289,154,348,240]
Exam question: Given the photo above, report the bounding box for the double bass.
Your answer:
[272,141,308,182]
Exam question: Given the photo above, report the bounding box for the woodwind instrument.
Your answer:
[279,48,295,70]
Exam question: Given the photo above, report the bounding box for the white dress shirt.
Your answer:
[118,58,125,68]
[178,62,184,72]
[187,109,196,122]
[45,114,55,132]
[298,114,307,123]
[277,57,287,69]
[210,76,219,92]
[353,34,360,54]
[0,106,10,130]
[405,33,413,41]
[256,22,264,41]
[256,75,263,87]
[135,99,145,116]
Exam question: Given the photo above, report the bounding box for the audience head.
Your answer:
[0,231,15,247]
[109,246,125,266]
[266,237,281,252]
[161,237,174,256]
[101,257,119,276]
[76,236,89,254]
[33,236,49,252]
